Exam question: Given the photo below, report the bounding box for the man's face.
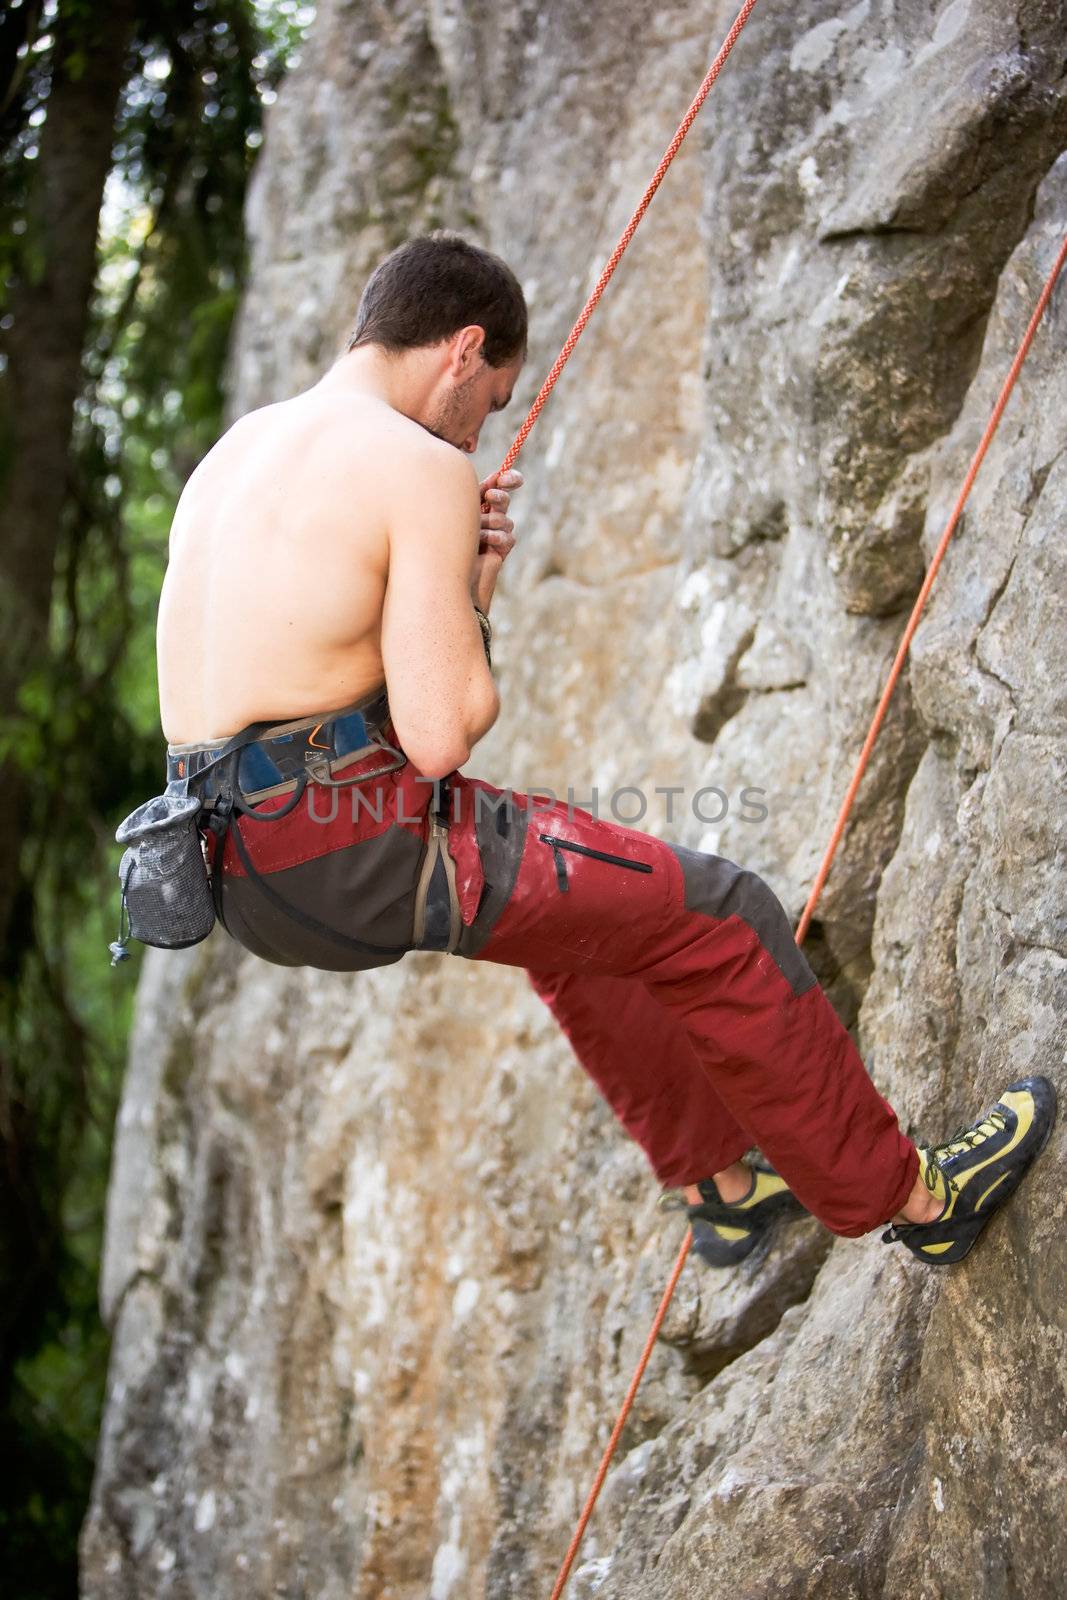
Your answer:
[427,347,524,455]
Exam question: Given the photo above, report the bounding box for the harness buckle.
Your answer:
[305,754,333,785]
[203,791,234,837]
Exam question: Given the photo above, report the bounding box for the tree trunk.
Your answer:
[0,0,138,1397]
[0,0,137,964]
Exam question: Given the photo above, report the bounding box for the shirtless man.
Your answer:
[155,232,1055,1270]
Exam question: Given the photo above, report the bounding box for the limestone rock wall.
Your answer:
[82,2,1067,1596]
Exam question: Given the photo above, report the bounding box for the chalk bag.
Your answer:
[111,793,216,961]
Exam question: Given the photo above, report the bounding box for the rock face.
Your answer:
[81,3,1067,1596]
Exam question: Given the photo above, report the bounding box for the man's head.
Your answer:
[346,231,527,453]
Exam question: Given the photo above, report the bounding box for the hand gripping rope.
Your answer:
[480,0,1067,1589]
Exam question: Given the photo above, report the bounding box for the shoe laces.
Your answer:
[919,1108,1008,1201]
[932,1109,1007,1167]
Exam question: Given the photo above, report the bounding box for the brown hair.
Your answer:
[347,231,527,368]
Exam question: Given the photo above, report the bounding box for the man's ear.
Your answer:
[451,324,487,375]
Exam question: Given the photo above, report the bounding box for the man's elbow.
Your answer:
[394,715,475,779]
[391,680,498,779]
[408,739,472,781]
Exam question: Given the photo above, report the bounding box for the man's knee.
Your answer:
[667,843,818,998]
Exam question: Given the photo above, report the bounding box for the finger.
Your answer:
[480,527,515,552]
[480,511,512,532]
[482,488,509,508]
[480,469,524,499]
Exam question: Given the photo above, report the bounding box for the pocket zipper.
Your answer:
[538,832,654,894]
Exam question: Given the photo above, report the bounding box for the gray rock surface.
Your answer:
[82,1,1067,1595]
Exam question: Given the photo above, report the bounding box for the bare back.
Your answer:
[158,389,406,743]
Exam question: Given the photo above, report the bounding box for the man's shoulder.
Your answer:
[380,410,478,486]
[376,419,481,524]
[195,390,479,518]
[297,391,478,493]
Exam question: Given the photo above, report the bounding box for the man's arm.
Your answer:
[380,441,500,778]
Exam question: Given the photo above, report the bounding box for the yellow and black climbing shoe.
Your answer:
[684,1157,807,1268]
[881,1076,1057,1266]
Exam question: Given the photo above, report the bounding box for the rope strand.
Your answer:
[795,229,1067,943]
[548,1231,693,1600]
[498,0,760,480]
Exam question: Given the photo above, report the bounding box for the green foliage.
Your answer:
[0,2,314,1593]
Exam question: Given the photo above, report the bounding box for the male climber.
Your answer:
[157,231,1055,1269]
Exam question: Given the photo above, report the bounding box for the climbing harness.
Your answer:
[110,692,412,965]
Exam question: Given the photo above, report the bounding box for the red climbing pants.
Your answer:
[447,774,918,1237]
[210,710,918,1238]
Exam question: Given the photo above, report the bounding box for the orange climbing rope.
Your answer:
[497,0,761,481]
[541,217,1067,1600]
[506,8,766,1595]
[547,1230,693,1600]
[795,226,1067,943]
